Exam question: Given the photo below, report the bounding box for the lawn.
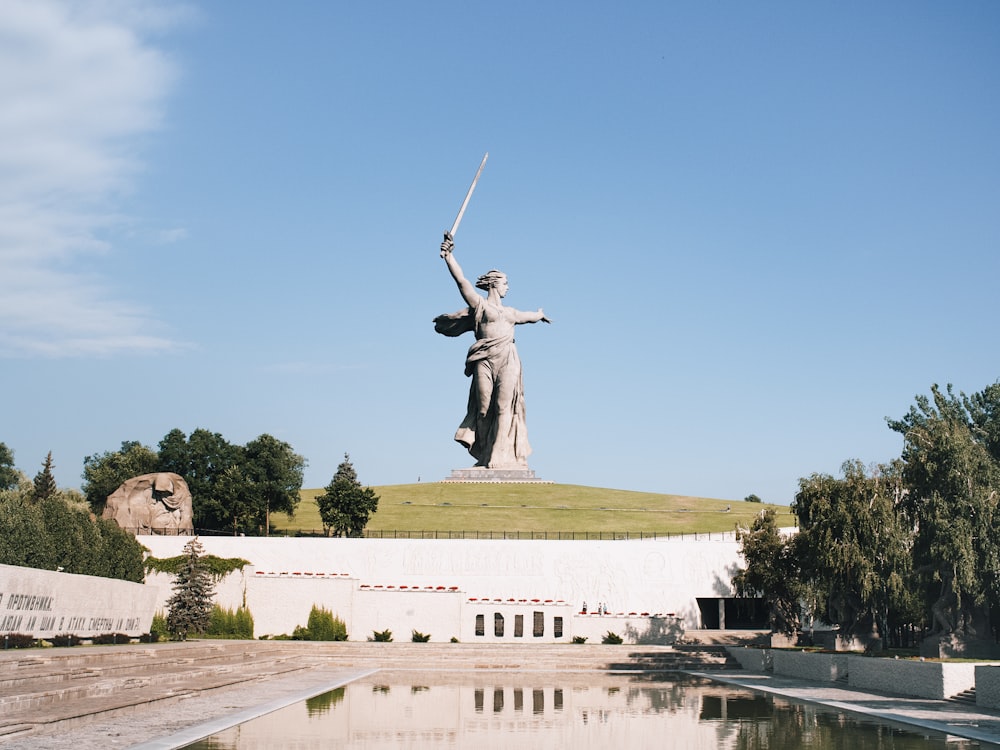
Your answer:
[271,483,795,537]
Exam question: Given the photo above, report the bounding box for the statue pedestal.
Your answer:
[443,467,552,483]
[921,633,1000,659]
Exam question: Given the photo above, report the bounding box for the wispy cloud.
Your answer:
[0,0,191,357]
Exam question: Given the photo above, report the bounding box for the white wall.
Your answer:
[142,536,743,642]
[0,563,159,638]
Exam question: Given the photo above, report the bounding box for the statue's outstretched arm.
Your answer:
[440,233,479,308]
[511,307,552,325]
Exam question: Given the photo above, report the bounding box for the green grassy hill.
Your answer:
[272,483,795,537]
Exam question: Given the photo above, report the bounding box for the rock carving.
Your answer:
[102,472,194,535]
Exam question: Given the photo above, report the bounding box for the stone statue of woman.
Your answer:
[434,233,551,469]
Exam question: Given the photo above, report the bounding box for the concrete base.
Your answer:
[443,467,552,483]
[921,633,1000,659]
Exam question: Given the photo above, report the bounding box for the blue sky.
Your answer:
[2,1,998,504]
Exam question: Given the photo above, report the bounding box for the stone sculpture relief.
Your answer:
[434,234,550,469]
[102,472,194,535]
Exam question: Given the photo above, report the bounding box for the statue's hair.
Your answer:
[475,269,507,291]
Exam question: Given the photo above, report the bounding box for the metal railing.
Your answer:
[127,527,740,541]
[281,529,740,541]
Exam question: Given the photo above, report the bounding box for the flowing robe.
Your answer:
[434,297,532,468]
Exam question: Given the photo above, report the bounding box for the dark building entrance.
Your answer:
[696,597,767,630]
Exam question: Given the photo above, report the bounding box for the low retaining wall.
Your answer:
[773,650,848,682]
[847,655,988,699]
[725,646,771,672]
[975,666,1000,708]
[726,646,1000,703]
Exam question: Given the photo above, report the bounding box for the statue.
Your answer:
[434,233,551,469]
[102,472,194,535]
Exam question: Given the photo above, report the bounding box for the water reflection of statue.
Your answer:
[434,234,551,469]
[102,472,194,535]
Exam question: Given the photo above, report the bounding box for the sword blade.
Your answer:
[448,152,488,238]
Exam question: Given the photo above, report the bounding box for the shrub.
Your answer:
[138,632,160,643]
[411,630,430,642]
[92,633,131,645]
[306,605,348,641]
[450,636,459,643]
[206,604,255,639]
[572,635,588,644]
[371,629,393,642]
[2,633,36,649]
[601,631,623,645]
[51,633,81,647]
[148,611,168,642]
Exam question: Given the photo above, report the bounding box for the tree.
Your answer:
[733,509,801,635]
[33,451,58,502]
[159,428,244,531]
[243,434,305,534]
[887,383,1000,639]
[38,493,96,574]
[0,442,19,491]
[166,537,216,640]
[94,517,145,582]
[744,494,762,503]
[792,460,916,647]
[82,440,159,515]
[0,491,55,569]
[214,464,255,535]
[315,454,379,537]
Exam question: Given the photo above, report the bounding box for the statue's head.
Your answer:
[475,269,508,293]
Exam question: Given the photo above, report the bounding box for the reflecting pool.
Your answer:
[181,671,983,749]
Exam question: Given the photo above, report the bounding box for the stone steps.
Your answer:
[950,687,977,705]
[606,645,743,672]
[0,643,290,692]
[0,641,321,737]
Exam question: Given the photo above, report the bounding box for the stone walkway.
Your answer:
[4,641,1000,748]
[702,671,1000,748]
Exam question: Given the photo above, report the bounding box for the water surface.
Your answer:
[182,671,983,749]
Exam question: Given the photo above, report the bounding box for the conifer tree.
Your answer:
[32,451,58,502]
[315,454,379,537]
[166,537,216,640]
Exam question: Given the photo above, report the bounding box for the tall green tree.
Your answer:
[243,434,305,534]
[793,460,916,646]
[0,442,19,491]
[33,451,58,502]
[82,440,159,515]
[315,454,380,538]
[214,464,255,535]
[733,509,801,635]
[887,383,1000,638]
[158,428,244,530]
[166,537,216,640]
